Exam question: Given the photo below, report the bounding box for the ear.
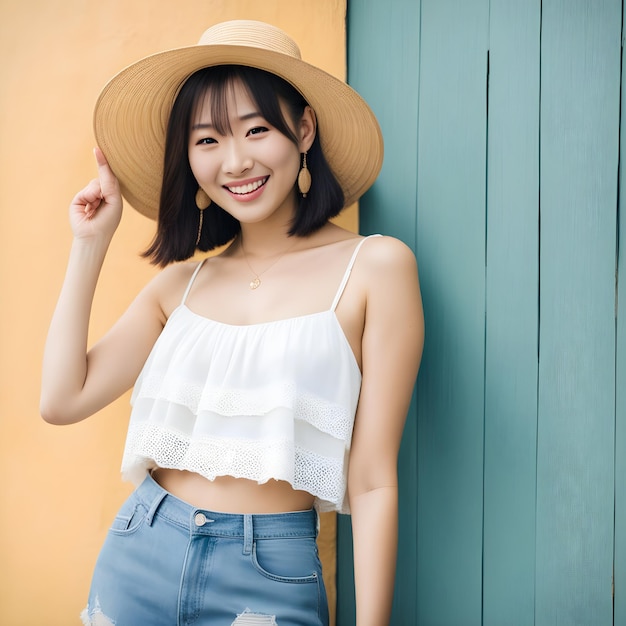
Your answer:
[298,106,317,153]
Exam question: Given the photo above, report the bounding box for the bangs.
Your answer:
[190,73,240,136]
[187,65,305,143]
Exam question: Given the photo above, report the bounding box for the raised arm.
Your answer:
[348,236,424,626]
[40,149,165,425]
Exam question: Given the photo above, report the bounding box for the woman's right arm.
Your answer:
[40,149,165,425]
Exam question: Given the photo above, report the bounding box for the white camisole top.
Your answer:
[121,235,381,513]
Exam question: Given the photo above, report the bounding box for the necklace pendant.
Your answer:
[249,277,261,290]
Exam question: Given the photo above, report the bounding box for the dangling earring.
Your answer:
[196,187,211,210]
[297,152,312,197]
[195,188,211,246]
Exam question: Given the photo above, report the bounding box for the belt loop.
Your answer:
[243,514,253,555]
[145,488,167,527]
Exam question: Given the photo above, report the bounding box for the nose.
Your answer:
[222,138,253,176]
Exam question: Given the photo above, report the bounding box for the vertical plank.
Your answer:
[415,1,488,623]
[340,1,421,623]
[615,5,626,623]
[482,2,541,624]
[536,2,621,624]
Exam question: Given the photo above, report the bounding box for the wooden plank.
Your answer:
[614,5,626,623]
[415,1,488,624]
[339,0,421,624]
[536,2,621,624]
[482,2,541,624]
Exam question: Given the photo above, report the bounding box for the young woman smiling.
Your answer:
[41,20,424,626]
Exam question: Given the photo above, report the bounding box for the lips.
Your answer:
[225,176,268,195]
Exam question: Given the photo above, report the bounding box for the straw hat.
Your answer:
[93,19,384,220]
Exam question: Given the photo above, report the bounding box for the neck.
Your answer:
[238,222,297,258]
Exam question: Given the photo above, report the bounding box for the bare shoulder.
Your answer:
[140,260,197,294]
[357,235,418,278]
[356,236,422,325]
[135,259,205,318]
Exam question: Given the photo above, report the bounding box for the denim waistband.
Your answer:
[135,472,318,543]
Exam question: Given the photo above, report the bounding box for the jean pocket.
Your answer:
[251,537,321,584]
[109,493,148,535]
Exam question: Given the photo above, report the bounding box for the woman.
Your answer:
[40,20,423,626]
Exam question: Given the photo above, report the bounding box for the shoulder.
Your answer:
[144,258,201,292]
[356,235,418,277]
[136,258,205,317]
[355,236,422,320]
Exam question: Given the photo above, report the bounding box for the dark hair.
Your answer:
[143,65,344,266]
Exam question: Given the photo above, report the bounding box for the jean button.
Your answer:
[194,512,207,526]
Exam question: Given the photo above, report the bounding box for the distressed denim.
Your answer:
[82,473,328,626]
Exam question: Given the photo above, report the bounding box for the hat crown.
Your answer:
[197,20,302,60]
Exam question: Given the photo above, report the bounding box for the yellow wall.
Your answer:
[0,1,352,623]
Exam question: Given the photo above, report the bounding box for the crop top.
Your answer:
[121,235,381,513]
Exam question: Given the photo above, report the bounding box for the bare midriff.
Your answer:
[151,468,316,514]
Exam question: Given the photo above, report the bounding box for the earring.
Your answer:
[195,188,211,246]
[297,152,312,197]
[195,187,211,210]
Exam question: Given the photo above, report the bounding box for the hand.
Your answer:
[69,147,123,240]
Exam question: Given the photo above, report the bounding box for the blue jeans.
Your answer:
[81,473,328,625]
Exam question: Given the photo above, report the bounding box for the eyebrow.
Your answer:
[191,111,263,131]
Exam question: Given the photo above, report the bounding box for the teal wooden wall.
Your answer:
[338,1,625,624]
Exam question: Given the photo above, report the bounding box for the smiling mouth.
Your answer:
[225,177,269,195]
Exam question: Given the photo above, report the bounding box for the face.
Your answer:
[188,79,315,228]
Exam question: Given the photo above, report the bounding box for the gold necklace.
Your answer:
[239,236,298,290]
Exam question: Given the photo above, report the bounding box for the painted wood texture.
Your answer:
[536,2,620,623]
[616,7,626,624]
[415,1,488,624]
[339,0,421,623]
[482,2,540,624]
[342,0,623,624]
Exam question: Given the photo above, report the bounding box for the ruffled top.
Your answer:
[121,236,379,513]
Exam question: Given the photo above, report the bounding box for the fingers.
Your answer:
[69,148,123,232]
[93,146,120,199]
[71,178,102,218]
[93,145,107,167]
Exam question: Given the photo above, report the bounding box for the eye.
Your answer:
[196,137,217,145]
[247,126,269,137]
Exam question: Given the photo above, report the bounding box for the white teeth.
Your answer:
[227,177,267,195]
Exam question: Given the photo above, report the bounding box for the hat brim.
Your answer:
[93,44,384,220]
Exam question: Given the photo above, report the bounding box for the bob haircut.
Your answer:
[143,65,345,266]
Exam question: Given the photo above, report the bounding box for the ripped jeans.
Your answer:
[82,473,328,626]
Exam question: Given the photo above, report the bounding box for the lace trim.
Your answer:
[134,375,354,441]
[121,422,347,511]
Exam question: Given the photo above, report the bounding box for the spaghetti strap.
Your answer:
[181,259,207,305]
[330,234,382,312]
